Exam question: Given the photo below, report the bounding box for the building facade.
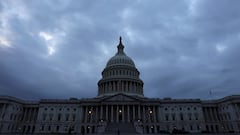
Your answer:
[0,38,240,134]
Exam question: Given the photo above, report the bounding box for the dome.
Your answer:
[106,37,135,67]
[106,54,135,67]
[98,37,144,97]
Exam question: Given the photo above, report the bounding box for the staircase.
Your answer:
[103,122,137,134]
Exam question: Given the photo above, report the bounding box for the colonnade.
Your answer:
[203,107,219,122]
[82,104,158,123]
[22,107,38,122]
[98,81,143,95]
[0,103,8,120]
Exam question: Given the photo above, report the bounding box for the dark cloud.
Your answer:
[0,0,239,100]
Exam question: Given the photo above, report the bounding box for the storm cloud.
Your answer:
[0,0,240,100]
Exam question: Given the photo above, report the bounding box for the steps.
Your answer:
[103,122,137,134]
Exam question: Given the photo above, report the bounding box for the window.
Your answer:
[56,126,59,131]
[180,113,184,120]
[188,113,192,120]
[41,125,44,131]
[66,114,69,121]
[165,114,169,121]
[49,114,53,121]
[165,108,168,111]
[48,126,51,131]
[172,114,175,121]
[190,125,193,130]
[72,114,76,121]
[194,113,199,120]
[58,114,61,121]
[10,113,13,120]
[228,113,231,120]
[43,114,47,121]
[197,125,200,130]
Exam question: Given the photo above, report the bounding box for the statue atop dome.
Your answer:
[117,36,125,55]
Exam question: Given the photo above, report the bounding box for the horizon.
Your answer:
[0,0,240,100]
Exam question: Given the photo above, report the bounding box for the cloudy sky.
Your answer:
[0,0,240,100]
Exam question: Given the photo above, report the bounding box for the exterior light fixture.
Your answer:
[88,110,92,114]
[119,110,122,113]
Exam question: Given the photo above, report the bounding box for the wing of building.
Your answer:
[0,37,240,134]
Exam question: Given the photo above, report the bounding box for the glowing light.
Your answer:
[39,32,53,41]
[119,110,122,113]
[38,31,56,55]
[0,36,11,48]
[47,46,55,55]
[216,44,227,53]
[188,0,199,16]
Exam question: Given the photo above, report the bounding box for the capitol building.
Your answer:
[0,37,240,134]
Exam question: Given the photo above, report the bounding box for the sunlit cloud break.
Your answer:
[0,36,11,48]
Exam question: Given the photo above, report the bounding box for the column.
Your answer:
[117,105,119,122]
[127,105,130,122]
[129,82,132,91]
[100,105,103,120]
[106,105,108,121]
[79,106,83,122]
[85,106,88,123]
[205,108,209,122]
[90,107,93,123]
[204,108,208,122]
[138,105,140,119]
[209,108,214,121]
[122,105,125,122]
[153,106,157,122]
[32,108,35,121]
[30,108,34,121]
[28,108,32,121]
[121,81,124,91]
[143,106,146,122]
[0,104,5,118]
[113,82,115,91]
[23,108,28,121]
[95,106,98,122]
[213,108,218,121]
[111,105,113,122]
[133,105,135,121]
[235,104,240,118]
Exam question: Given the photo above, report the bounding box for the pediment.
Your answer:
[101,93,142,102]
